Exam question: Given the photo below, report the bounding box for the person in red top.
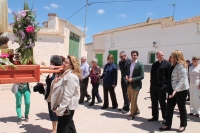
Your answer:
[89,58,103,106]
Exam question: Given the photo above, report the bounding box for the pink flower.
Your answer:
[0,54,9,58]
[26,25,34,33]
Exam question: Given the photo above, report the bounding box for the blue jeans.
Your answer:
[91,83,102,103]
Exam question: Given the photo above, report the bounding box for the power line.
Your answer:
[67,5,87,20]
[90,0,153,4]
[66,0,153,20]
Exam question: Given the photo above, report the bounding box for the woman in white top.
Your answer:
[189,55,200,117]
[47,55,81,133]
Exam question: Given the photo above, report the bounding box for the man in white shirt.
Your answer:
[79,56,91,104]
[126,50,144,120]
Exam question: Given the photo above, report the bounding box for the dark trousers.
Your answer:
[121,82,130,111]
[91,83,102,103]
[187,90,190,99]
[103,87,118,107]
[79,77,91,102]
[57,110,76,133]
[165,90,187,127]
[150,85,167,120]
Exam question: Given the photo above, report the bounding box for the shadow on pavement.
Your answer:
[20,124,51,133]
[100,112,128,119]
[0,116,17,123]
[35,113,49,120]
[132,116,177,133]
[83,104,120,113]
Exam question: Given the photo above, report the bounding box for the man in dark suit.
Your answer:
[148,51,171,123]
[126,50,144,120]
[119,51,132,114]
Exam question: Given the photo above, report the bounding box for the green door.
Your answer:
[69,35,79,58]
[96,54,103,67]
[109,50,118,65]
[150,53,155,63]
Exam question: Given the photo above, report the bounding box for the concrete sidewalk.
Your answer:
[0,72,199,133]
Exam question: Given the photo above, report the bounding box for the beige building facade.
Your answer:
[86,16,200,69]
[8,13,87,66]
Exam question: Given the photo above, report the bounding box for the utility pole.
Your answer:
[84,0,88,33]
[171,4,175,22]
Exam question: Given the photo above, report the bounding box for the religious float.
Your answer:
[0,0,60,84]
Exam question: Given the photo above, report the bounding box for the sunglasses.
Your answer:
[193,59,199,61]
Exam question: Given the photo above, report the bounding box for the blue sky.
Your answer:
[7,0,200,43]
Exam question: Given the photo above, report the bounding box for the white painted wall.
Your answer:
[91,23,200,66]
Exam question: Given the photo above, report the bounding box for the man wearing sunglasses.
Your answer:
[119,51,131,114]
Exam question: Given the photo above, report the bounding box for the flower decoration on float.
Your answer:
[0,52,18,70]
[12,2,40,65]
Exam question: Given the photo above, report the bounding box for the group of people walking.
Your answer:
[10,49,200,133]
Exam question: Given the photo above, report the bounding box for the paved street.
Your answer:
[0,72,199,133]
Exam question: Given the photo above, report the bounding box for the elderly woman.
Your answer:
[47,55,81,133]
[12,83,30,125]
[100,54,118,109]
[89,58,103,106]
[189,55,200,117]
[159,50,189,132]
[44,55,63,133]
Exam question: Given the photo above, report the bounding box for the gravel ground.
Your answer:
[0,72,199,133]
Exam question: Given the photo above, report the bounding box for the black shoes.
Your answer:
[177,127,186,132]
[127,116,135,120]
[159,126,171,131]
[25,116,29,122]
[147,118,158,122]
[79,101,83,104]
[195,114,199,117]
[98,100,103,103]
[188,113,194,116]
[89,103,94,106]
[121,109,129,114]
[85,97,91,102]
[17,118,22,125]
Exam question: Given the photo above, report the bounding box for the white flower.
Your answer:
[0,32,9,37]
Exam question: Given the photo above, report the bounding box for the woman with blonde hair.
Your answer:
[189,55,200,117]
[159,50,189,132]
[47,55,81,133]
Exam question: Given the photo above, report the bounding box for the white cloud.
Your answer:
[77,26,88,31]
[119,14,126,17]
[51,3,59,8]
[147,12,153,16]
[8,7,12,14]
[97,9,105,14]
[44,6,51,10]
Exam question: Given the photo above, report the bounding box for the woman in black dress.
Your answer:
[44,55,64,133]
